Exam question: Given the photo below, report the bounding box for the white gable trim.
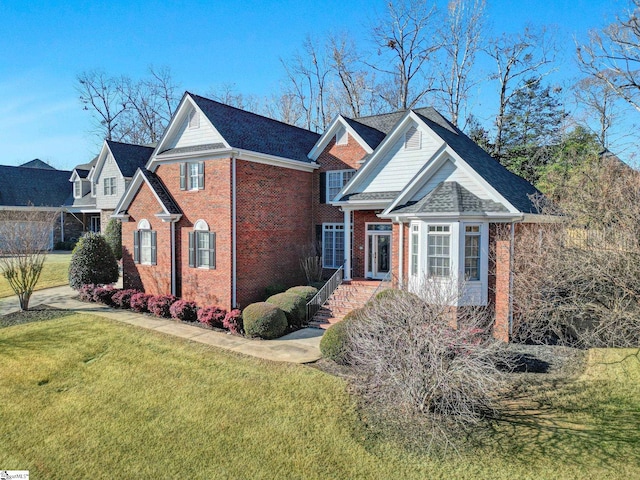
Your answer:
[69,170,81,182]
[112,169,180,221]
[340,111,445,198]
[148,93,231,171]
[308,116,374,160]
[89,141,124,184]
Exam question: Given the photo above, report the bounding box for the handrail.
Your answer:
[306,265,344,323]
[368,270,393,301]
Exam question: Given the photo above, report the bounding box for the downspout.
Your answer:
[232,155,237,308]
[508,216,524,340]
[397,218,403,288]
[60,211,65,242]
[171,220,176,297]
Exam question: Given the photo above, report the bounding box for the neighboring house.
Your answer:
[90,140,155,230]
[0,160,84,248]
[66,159,101,234]
[115,92,544,341]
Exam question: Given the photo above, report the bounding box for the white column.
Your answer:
[343,208,351,281]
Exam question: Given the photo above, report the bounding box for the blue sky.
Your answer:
[0,0,625,171]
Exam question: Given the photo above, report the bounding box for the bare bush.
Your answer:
[299,243,323,284]
[512,156,640,347]
[347,281,509,449]
[0,209,59,310]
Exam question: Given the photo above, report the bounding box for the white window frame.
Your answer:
[137,219,154,266]
[410,222,420,277]
[326,169,355,202]
[188,163,200,191]
[103,177,117,196]
[74,180,82,198]
[192,219,214,269]
[322,223,345,269]
[463,224,482,281]
[427,224,451,278]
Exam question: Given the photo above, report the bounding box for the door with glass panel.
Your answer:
[366,224,392,279]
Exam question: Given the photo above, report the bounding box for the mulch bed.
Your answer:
[0,305,70,329]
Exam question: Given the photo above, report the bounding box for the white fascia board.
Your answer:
[90,141,111,183]
[148,93,231,171]
[153,147,235,165]
[65,207,100,214]
[340,110,421,197]
[235,149,319,172]
[69,171,79,182]
[331,199,391,210]
[308,116,373,160]
[0,206,61,212]
[155,213,182,223]
[379,211,524,222]
[381,143,449,215]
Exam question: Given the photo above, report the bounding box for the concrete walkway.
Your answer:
[0,285,323,364]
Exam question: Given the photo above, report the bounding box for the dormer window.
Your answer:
[336,126,348,146]
[74,180,82,198]
[188,109,200,129]
[404,126,422,150]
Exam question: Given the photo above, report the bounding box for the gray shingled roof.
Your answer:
[0,165,72,207]
[138,168,181,215]
[20,159,56,170]
[107,141,155,177]
[339,191,400,202]
[413,109,540,213]
[342,117,387,150]
[64,192,97,210]
[392,181,508,214]
[189,93,320,163]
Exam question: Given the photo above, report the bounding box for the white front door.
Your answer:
[366,224,392,279]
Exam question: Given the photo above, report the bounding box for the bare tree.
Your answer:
[347,283,508,450]
[208,82,262,113]
[264,91,305,126]
[0,209,59,310]
[572,74,622,149]
[77,67,180,144]
[485,26,556,158]
[370,0,441,110]
[436,0,486,128]
[577,1,640,113]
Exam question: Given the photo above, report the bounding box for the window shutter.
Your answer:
[180,163,186,190]
[188,232,195,268]
[198,161,204,190]
[319,172,326,204]
[151,231,157,266]
[315,225,322,254]
[209,232,216,269]
[133,230,140,264]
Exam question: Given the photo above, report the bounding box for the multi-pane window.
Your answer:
[464,225,481,281]
[410,223,419,276]
[326,170,355,202]
[133,220,156,266]
[74,180,82,198]
[103,177,117,195]
[180,162,204,190]
[188,220,216,269]
[427,225,450,277]
[323,223,345,268]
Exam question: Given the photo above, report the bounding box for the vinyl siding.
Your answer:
[95,154,125,210]
[411,158,491,201]
[165,110,226,150]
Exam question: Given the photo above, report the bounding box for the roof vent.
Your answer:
[404,126,421,150]
[336,126,348,145]
[188,109,200,129]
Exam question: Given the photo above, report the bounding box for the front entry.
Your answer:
[366,224,392,279]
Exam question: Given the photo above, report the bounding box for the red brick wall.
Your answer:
[122,182,172,295]
[488,223,512,342]
[235,159,312,307]
[391,222,408,287]
[313,134,368,227]
[352,210,391,278]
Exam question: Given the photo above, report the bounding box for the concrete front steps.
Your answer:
[308,279,382,329]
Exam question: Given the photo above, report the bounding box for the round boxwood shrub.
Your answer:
[286,285,318,302]
[266,292,306,328]
[243,302,288,339]
[320,309,363,365]
[68,232,119,290]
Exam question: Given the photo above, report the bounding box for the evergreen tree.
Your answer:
[103,218,122,260]
[500,78,567,184]
[68,232,119,290]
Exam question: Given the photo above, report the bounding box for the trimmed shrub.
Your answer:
[265,283,286,298]
[266,292,306,328]
[197,305,227,328]
[243,302,288,339]
[55,239,77,251]
[130,292,152,313]
[170,300,198,322]
[286,285,318,302]
[68,232,119,290]
[103,218,122,260]
[112,289,139,309]
[78,283,97,302]
[148,295,177,318]
[320,309,363,365]
[94,285,118,306]
[223,309,243,334]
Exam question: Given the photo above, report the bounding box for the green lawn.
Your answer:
[0,253,71,299]
[0,314,638,479]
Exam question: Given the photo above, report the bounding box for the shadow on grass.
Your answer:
[483,378,640,468]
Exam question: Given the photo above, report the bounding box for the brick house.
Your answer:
[115,92,543,340]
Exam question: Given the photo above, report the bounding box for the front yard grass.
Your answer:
[0,314,638,479]
[0,253,71,299]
